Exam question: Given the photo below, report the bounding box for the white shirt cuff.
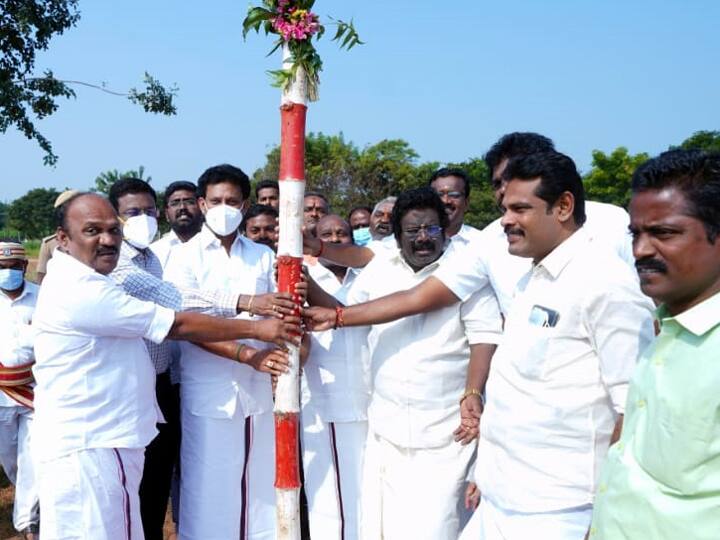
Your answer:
[145,306,176,344]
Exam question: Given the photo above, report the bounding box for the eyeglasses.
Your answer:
[121,208,158,218]
[167,197,198,209]
[434,190,465,200]
[402,224,443,239]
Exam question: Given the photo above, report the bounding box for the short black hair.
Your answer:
[240,204,278,232]
[108,178,157,211]
[304,191,329,205]
[484,132,555,183]
[428,167,471,199]
[632,149,720,242]
[255,180,279,198]
[164,181,197,203]
[391,187,449,240]
[348,205,372,220]
[197,164,251,200]
[54,192,95,230]
[502,151,586,226]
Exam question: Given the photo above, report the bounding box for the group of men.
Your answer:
[0,132,718,540]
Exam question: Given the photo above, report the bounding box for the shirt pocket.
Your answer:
[510,324,552,379]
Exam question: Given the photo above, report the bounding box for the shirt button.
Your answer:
[589,526,597,537]
[654,357,664,366]
[598,483,607,493]
[637,399,646,408]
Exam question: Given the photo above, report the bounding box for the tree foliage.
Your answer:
[583,147,649,209]
[252,132,501,228]
[93,165,151,194]
[7,187,60,238]
[674,130,720,153]
[1,0,177,166]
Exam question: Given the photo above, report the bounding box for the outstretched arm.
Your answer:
[304,276,460,330]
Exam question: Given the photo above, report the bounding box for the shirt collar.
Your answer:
[389,246,446,276]
[535,227,588,279]
[121,240,145,260]
[0,280,36,303]
[657,291,720,336]
[49,248,97,277]
[199,224,244,252]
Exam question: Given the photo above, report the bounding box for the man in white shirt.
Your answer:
[32,193,300,540]
[164,164,291,540]
[151,181,204,269]
[310,189,502,539]
[0,241,39,539]
[303,215,368,540]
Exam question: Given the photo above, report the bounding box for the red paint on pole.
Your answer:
[278,103,307,181]
[276,255,304,313]
[275,413,301,489]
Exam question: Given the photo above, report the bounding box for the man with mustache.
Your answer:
[151,181,204,269]
[304,191,330,237]
[369,196,395,241]
[242,204,279,251]
[589,150,720,540]
[255,179,280,210]
[305,154,655,539]
[31,193,300,540]
[307,189,502,539]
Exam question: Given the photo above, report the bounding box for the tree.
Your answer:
[674,130,720,153]
[7,188,60,239]
[93,165,152,194]
[1,0,177,166]
[583,147,649,209]
[0,201,8,230]
[446,158,500,229]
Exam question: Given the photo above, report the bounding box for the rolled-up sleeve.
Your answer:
[432,239,490,303]
[585,283,655,413]
[460,284,503,345]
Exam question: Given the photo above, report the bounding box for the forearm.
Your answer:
[192,340,258,363]
[307,276,341,309]
[465,343,496,392]
[610,414,624,445]
[169,312,260,342]
[314,240,375,269]
[343,276,459,327]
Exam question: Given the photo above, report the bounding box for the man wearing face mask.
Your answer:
[0,241,40,540]
[107,178,299,540]
[164,164,298,540]
[348,206,372,247]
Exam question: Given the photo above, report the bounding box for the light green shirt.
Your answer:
[590,292,720,539]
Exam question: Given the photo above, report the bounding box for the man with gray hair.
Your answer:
[370,196,396,241]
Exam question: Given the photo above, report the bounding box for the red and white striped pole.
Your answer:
[274,43,307,540]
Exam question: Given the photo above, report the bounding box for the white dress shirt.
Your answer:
[32,250,175,462]
[475,228,655,512]
[436,201,635,316]
[347,245,502,449]
[150,230,181,270]
[303,261,369,423]
[0,281,38,408]
[164,226,276,419]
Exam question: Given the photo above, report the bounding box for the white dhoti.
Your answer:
[0,405,38,532]
[361,429,475,540]
[37,447,145,540]
[178,408,275,540]
[301,401,367,540]
[459,497,593,540]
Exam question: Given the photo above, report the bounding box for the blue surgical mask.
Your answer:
[352,227,372,246]
[0,268,24,291]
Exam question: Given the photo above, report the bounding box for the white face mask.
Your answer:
[122,214,158,249]
[205,204,243,236]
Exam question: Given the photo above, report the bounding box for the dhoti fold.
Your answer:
[37,447,145,540]
[361,429,475,540]
[178,408,276,540]
[301,400,367,540]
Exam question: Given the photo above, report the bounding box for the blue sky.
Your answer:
[2,0,719,202]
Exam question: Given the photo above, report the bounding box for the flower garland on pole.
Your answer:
[243,3,361,539]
